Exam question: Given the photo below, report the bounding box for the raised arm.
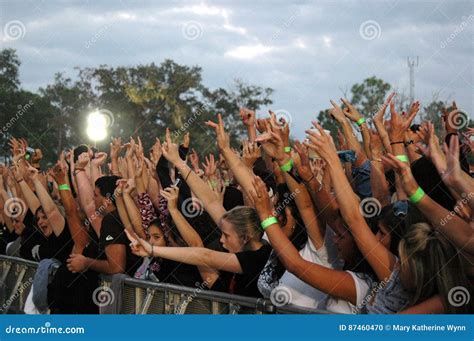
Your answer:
[121,179,146,239]
[369,130,391,207]
[306,123,396,281]
[27,166,65,237]
[341,98,372,160]
[75,153,102,236]
[329,99,367,167]
[161,128,226,224]
[240,108,257,142]
[206,114,255,194]
[383,153,474,254]
[126,229,242,274]
[160,185,219,285]
[373,92,395,154]
[51,162,89,253]
[247,176,358,304]
[12,164,40,214]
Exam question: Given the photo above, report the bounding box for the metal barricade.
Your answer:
[0,255,329,314]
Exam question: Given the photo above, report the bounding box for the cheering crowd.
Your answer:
[0,93,473,314]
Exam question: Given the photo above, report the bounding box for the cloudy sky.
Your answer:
[1,0,473,139]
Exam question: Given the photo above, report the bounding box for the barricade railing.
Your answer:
[0,255,329,314]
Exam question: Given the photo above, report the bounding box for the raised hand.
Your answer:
[246,176,274,219]
[374,92,396,125]
[125,229,153,257]
[255,119,286,162]
[304,122,338,163]
[161,128,182,165]
[110,137,122,159]
[123,178,136,194]
[202,154,217,178]
[205,113,230,151]
[341,98,363,123]
[382,154,418,195]
[416,122,445,172]
[293,140,314,182]
[124,137,136,159]
[240,108,256,127]
[443,135,463,186]
[328,99,346,123]
[52,161,67,184]
[160,186,179,210]
[149,138,162,167]
[242,140,261,167]
[91,152,108,167]
[256,118,270,133]
[75,152,90,169]
[387,100,418,142]
[268,110,290,147]
[26,166,39,181]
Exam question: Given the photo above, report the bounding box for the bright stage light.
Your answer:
[86,111,108,142]
[87,111,108,128]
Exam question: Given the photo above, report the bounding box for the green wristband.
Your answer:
[356,117,366,126]
[284,146,292,153]
[409,187,425,204]
[279,158,293,172]
[58,184,71,191]
[396,155,409,163]
[261,216,278,230]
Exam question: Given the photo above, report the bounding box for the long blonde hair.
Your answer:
[221,206,262,251]
[398,223,473,313]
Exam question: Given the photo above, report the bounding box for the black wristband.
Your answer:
[390,141,405,146]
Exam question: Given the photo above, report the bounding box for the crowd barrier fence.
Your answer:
[0,255,329,314]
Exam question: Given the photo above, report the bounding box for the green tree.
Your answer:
[350,76,391,117]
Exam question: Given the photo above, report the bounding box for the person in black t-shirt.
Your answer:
[126,129,272,297]
[135,219,203,287]
[67,175,140,276]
